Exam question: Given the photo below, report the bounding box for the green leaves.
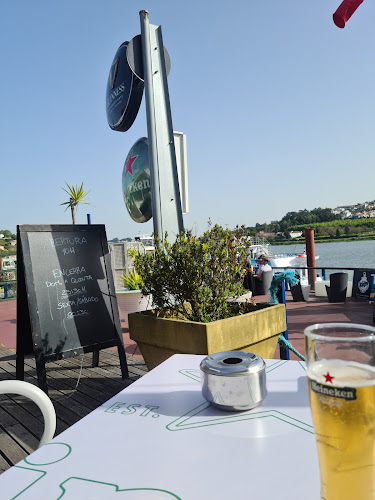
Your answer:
[121,270,143,290]
[60,182,91,224]
[134,224,255,323]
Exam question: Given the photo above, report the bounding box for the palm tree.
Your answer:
[60,182,91,224]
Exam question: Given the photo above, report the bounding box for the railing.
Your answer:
[0,269,16,300]
[273,266,375,283]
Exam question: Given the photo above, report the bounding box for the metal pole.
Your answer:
[305,228,317,291]
[278,280,289,360]
[139,10,162,238]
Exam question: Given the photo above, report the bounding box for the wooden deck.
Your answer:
[0,346,147,474]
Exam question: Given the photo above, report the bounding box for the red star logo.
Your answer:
[124,151,137,178]
[323,372,335,384]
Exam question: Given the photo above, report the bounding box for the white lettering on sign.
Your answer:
[106,83,125,108]
[49,237,88,247]
[61,286,86,299]
[52,267,86,279]
[128,178,150,194]
[62,247,75,255]
[57,300,75,310]
[66,310,89,319]
[45,280,63,288]
[76,296,99,305]
[70,275,93,284]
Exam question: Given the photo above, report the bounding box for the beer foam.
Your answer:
[307,359,375,388]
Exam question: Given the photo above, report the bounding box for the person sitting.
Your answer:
[252,255,273,295]
[252,254,272,282]
[242,260,254,291]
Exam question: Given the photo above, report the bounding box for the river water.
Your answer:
[270,240,375,279]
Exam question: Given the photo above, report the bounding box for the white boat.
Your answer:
[247,238,319,282]
[134,234,155,252]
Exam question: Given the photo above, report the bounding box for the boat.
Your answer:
[246,237,319,282]
[134,234,155,252]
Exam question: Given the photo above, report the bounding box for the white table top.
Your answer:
[1,355,320,500]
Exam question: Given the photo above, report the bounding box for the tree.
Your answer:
[60,182,91,224]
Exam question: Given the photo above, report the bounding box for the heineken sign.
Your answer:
[122,137,152,223]
[106,41,144,132]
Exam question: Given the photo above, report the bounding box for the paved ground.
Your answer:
[0,299,142,358]
[1,293,374,361]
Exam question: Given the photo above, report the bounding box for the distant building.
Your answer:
[0,255,16,271]
[255,231,276,238]
[289,231,303,238]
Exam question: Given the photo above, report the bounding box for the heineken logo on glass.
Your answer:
[106,42,144,132]
[310,380,357,401]
[122,137,152,223]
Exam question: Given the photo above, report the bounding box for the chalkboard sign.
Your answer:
[16,225,128,392]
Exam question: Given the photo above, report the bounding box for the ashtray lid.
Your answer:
[200,351,265,376]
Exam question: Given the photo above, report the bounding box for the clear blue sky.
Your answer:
[2,1,375,240]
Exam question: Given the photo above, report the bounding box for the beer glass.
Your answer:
[305,323,375,500]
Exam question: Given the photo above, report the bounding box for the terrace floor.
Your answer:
[0,293,374,473]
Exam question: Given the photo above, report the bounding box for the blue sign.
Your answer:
[106,42,144,132]
[352,270,375,301]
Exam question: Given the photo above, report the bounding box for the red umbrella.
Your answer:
[333,0,364,28]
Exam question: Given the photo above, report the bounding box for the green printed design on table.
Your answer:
[166,402,314,434]
[105,402,160,417]
[57,478,182,499]
[10,466,46,500]
[10,443,181,500]
[24,442,72,466]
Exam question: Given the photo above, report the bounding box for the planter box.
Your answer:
[116,289,152,325]
[129,303,286,370]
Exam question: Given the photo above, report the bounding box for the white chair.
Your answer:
[0,380,56,448]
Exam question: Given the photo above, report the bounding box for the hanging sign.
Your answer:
[106,41,144,132]
[122,137,152,223]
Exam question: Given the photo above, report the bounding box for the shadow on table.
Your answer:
[101,376,310,418]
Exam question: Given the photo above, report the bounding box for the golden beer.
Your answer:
[307,360,375,500]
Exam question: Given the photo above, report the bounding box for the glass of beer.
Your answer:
[305,322,375,500]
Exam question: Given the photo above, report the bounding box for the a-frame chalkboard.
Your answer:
[16,224,128,393]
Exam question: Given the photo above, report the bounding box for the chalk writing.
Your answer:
[52,267,86,279]
[67,310,89,319]
[62,247,75,255]
[61,286,86,299]
[70,275,93,284]
[77,296,99,305]
[57,300,75,310]
[49,236,88,247]
[45,280,63,288]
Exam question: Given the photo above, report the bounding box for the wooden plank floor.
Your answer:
[0,346,148,474]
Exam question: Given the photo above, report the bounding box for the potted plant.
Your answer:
[128,224,286,369]
[116,267,152,325]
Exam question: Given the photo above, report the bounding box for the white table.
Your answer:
[0,355,320,499]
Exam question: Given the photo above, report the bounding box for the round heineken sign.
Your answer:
[122,137,152,223]
[106,41,144,132]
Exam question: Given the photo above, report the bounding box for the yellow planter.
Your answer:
[129,303,286,370]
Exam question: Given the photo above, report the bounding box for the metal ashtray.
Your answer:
[200,351,267,411]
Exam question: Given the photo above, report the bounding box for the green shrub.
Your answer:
[134,225,254,323]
